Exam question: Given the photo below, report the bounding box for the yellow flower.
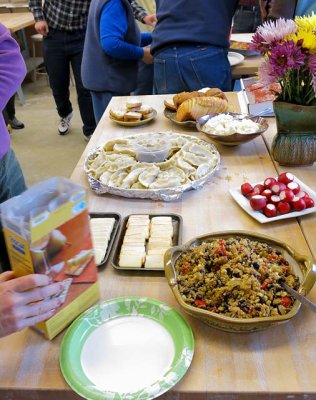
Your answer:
[286,13,316,52]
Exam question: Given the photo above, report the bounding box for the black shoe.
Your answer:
[9,117,25,129]
[83,132,93,142]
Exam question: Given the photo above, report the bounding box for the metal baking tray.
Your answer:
[111,213,182,271]
[89,212,121,268]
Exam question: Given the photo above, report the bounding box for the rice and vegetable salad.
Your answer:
[175,237,300,318]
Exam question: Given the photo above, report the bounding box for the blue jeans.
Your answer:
[0,148,26,270]
[91,90,130,124]
[43,29,96,136]
[153,45,232,94]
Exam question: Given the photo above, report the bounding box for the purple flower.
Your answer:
[250,32,268,54]
[269,40,306,77]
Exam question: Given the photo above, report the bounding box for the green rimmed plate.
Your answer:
[59,296,194,400]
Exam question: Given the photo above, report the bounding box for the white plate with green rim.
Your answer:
[59,296,194,400]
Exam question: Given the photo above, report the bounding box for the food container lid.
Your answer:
[134,136,171,163]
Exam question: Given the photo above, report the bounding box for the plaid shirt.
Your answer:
[129,0,147,23]
[29,0,147,31]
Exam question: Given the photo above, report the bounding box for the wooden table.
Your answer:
[0,94,316,400]
[0,12,34,32]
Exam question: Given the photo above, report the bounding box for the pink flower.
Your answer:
[269,40,306,77]
[313,75,316,96]
[309,53,316,73]
[257,19,297,45]
[258,60,278,85]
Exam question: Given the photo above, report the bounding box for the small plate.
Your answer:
[60,296,194,400]
[112,213,183,271]
[228,51,245,66]
[230,176,316,223]
[163,108,196,128]
[109,109,157,126]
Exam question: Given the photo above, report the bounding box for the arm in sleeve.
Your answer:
[129,0,147,23]
[0,24,26,112]
[29,0,45,22]
[141,32,152,47]
[100,1,144,60]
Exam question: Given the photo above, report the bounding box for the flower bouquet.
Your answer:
[251,14,316,106]
[251,14,316,166]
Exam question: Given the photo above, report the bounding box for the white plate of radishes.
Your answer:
[230,172,316,223]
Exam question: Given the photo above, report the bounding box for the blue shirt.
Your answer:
[295,0,316,16]
[100,0,151,60]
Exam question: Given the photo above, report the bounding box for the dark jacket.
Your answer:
[151,0,239,55]
[81,0,141,92]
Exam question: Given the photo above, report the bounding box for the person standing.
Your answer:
[233,0,262,33]
[3,95,24,130]
[260,0,297,21]
[0,24,71,337]
[151,0,239,94]
[29,0,96,141]
[81,0,153,123]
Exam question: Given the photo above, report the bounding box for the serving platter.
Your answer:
[229,176,316,223]
[84,132,220,201]
[229,40,260,56]
[112,213,182,271]
[164,230,316,332]
[60,297,194,400]
[89,212,121,268]
[109,109,157,126]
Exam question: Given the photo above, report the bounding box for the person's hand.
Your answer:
[143,14,157,27]
[34,21,49,36]
[0,272,64,338]
[142,46,153,64]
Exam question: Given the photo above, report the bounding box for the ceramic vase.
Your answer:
[271,101,316,166]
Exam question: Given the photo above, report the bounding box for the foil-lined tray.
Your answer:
[84,132,220,201]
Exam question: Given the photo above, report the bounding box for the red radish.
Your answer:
[253,184,264,195]
[271,182,286,195]
[250,195,267,211]
[292,197,306,211]
[246,191,256,199]
[297,191,309,199]
[304,197,314,208]
[278,172,294,184]
[264,177,277,189]
[277,201,291,214]
[261,189,272,200]
[270,195,281,205]
[263,204,277,217]
[279,189,294,202]
[241,182,253,196]
[287,181,300,194]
